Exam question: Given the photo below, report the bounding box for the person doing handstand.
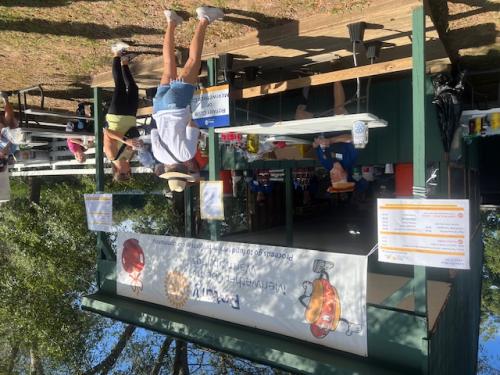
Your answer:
[294,81,358,192]
[152,7,224,192]
[103,43,143,182]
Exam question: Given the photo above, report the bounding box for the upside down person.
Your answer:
[103,42,143,182]
[152,7,224,193]
[294,81,359,193]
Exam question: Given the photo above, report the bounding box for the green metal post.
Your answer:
[93,87,115,261]
[207,58,218,87]
[206,58,221,241]
[411,6,428,318]
[285,166,293,246]
[94,87,104,192]
[184,186,193,237]
[208,127,221,241]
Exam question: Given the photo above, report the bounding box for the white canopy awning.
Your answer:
[215,113,387,135]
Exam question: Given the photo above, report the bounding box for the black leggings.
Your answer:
[108,57,138,116]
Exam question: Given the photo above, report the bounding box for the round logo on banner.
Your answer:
[164,271,190,308]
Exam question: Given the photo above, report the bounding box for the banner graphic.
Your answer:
[116,233,368,356]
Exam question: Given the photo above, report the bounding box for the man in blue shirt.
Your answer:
[313,134,357,192]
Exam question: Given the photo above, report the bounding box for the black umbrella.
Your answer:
[432,72,465,153]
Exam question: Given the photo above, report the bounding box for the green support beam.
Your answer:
[411,0,429,332]
[285,166,293,246]
[94,87,104,192]
[93,87,115,262]
[207,58,218,87]
[207,58,221,241]
[184,186,194,237]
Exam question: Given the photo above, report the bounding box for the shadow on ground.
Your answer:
[0,17,162,39]
[0,0,108,6]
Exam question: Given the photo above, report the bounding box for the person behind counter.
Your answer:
[152,7,223,193]
[103,42,143,182]
[313,134,358,193]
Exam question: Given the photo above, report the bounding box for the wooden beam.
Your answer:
[232,58,413,100]
[133,57,449,116]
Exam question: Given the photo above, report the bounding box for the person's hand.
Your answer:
[313,137,328,149]
[129,138,144,150]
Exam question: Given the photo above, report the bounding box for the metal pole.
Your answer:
[285,165,293,247]
[207,58,221,241]
[93,87,115,262]
[411,5,428,318]
[94,87,105,192]
[208,127,221,241]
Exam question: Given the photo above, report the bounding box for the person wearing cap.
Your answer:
[313,134,357,193]
[103,42,143,182]
[152,6,224,193]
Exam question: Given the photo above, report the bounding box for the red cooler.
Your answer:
[395,163,413,197]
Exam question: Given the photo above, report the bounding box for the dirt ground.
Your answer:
[0,0,368,111]
[0,0,497,111]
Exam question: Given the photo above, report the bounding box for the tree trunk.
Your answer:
[29,344,44,375]
[29,177,41,204]
[83,324,136,375]
[7,342,19,375]
[150,337,173,375]
[172,340,189,375]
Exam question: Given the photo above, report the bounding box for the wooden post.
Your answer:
[411,5,428,318]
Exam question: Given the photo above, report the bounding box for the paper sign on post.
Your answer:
[84,193,113,232]
[191,84,230,128]
[200,181,224,220]
[377,199,470,269]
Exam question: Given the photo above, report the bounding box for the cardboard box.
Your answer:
[274,145,314,160]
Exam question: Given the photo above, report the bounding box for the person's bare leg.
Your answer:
[179,19,209,85]
[3,100,18,129]
[334,81,347,115]
[160,22,178,85]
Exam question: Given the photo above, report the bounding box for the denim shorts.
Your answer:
[153,80,196,112]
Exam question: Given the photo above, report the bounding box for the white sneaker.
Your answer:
[111,41,130,55]
[164,10,183,25]
[196,6,224,23]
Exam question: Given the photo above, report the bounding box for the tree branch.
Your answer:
[29,343,44,375]
[172,340,189,375]
[7,342,19,375]
[83,324,136,375]
[150,337,173,375]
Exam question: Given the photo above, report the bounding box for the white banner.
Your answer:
[117,233,368,356]
[84,194,113,232]
[191,84,230,128]
[377,199,470,269]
